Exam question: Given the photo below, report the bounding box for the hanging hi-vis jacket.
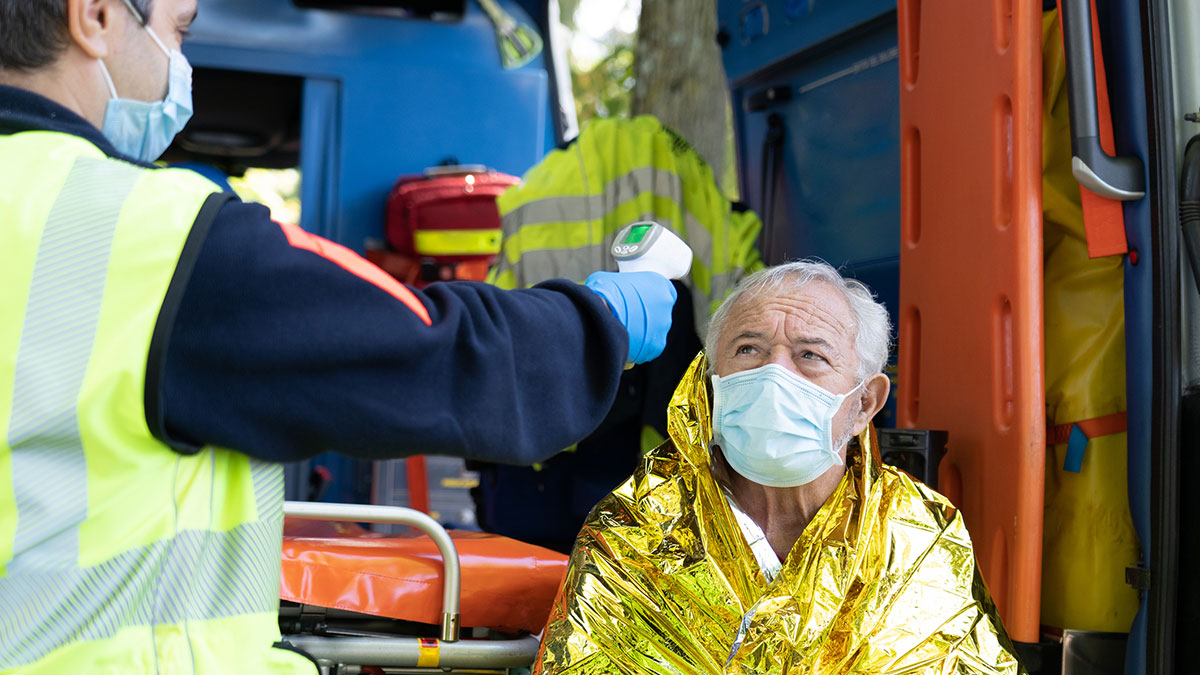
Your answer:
[486,115,764,338]
[0,131,312,673]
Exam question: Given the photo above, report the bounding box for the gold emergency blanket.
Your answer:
[535,355,1024,674]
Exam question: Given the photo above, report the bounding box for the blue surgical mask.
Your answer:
[712,364,863,488]
[98,0,193,162]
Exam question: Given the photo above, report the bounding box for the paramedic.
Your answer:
[535,261,1024,674]
[0,0,675,672]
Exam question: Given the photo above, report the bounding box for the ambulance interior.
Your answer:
[164,0,1195,673]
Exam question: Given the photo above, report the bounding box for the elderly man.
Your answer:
[534,261,1025,675]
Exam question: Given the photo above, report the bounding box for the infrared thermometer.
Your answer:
[611,221,693,279]
[611,221,692,369]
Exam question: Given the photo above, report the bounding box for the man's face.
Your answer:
[713,281,864,454]
[103,0,196,102]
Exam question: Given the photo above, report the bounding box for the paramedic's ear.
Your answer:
[68,0,123,60]
[849,372,890,437]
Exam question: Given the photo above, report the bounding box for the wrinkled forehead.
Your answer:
[718,280,857,349]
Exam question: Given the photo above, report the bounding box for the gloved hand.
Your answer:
[584,271,678,364]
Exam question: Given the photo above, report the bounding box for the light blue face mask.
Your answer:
[712,364,864,488]
[97,0,193,162]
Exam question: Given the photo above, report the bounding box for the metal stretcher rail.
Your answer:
[283,635,541,669]
[282,501,462,641]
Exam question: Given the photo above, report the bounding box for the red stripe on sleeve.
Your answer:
[276,221,433,326]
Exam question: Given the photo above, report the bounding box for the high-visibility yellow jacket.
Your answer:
[0,130,314,673]
[487,115,764,338]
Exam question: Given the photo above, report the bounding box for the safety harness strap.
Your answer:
[1046,411,1127,473]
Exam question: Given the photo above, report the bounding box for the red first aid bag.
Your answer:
[385,165,520,267]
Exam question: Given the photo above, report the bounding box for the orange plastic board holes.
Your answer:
[942,463,963,512]
[899,0,921,88]
[899,305,921,423]
[902,126,922,248]
[898,0,1045,643]
[993,295,1015,431]
[990,527,1010,611]
[994,0,1013,53]
[994,95,1014,231]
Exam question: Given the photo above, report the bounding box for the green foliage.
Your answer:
[228,168,301,225]
[559,0,638,124]
[557,0,582,29]
[570,42,636,123]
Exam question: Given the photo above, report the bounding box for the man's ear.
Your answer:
[849,372,891,436]
[68,0,120,60]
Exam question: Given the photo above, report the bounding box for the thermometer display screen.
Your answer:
[625,223,653,244]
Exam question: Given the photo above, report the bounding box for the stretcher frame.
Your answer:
[279,502,541,674]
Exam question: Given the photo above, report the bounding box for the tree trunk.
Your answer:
[633,0,731,190]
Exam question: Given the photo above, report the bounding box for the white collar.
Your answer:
[722,492,782,583]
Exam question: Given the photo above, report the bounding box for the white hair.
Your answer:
[704,260,892,381]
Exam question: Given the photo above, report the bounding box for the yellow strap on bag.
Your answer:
[414,229,502,256]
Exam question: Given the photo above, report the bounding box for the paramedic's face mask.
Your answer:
[711,282,865,487]
[97,0,195,161]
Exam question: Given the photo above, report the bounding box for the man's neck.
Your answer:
[0,56,105,129]
[717,454,846,562]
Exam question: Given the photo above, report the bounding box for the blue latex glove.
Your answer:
[584,271,678,364]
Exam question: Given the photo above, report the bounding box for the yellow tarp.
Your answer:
[1039,10,1139,631]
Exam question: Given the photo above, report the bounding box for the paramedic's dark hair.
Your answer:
[0,0,154,71]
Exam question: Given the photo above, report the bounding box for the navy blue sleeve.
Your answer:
[153,199,628,465]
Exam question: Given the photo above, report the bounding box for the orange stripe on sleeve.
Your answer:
[276,221,433,326]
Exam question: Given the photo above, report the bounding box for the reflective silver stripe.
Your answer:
[500,166,671,227]
[251,459,283,522]
[513,241,606,283]
[495,162,759,338]
[0,517,282,669]
[7,158,140,573]
[499,166,716,264]
[501,211,656,284]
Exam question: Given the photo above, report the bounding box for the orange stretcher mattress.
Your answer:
[280,518,569,634]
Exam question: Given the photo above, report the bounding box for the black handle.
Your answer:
[1060,0,1145,200]
[759,113,786,264]
[1179,135,1200,296]
[878,428,948,490]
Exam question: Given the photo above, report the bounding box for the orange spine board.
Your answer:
[897,0,1045,643]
